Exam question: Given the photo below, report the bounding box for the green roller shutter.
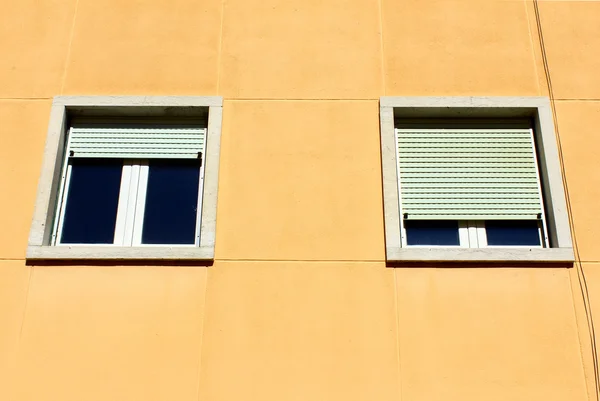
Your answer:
[67,127,206,159]
[396,128,544,220]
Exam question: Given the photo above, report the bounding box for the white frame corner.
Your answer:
[379,96,574,264]
[27,95,223,262]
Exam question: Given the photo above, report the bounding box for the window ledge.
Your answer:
[26,245,214,261]
[386,247,574,264]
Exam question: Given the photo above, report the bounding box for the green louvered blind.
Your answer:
[67,127,206,159]
[396,128,544,220]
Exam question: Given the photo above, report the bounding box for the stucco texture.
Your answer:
[538,1,600,100]
[61,0,222,95]
[0,261,30,401]
[198,261,398,401]
[382,0,541,96]
[0,100,51,259]
[1,0,600,400]
[1,262,590,401]
[394,267,587,401]
[9,265,208,401]
[215,100,385,261]
[218,0,382,99]
[0,0,77,98]
[554,100,600,262]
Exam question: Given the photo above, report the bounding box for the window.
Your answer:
[27,96,223,261]
[379,97,573,263]
[55,125,205,247]
[397,125,546,248]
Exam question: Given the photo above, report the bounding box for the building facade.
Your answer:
[1,0,600,400]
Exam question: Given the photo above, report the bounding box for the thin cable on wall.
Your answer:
[533,1,600,399]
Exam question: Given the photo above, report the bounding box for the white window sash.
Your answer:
[52,162,73,246]
[54,159,205,247]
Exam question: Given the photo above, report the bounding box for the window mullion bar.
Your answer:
[475,221,487,247]
[458,221,470,248]
[468,221,480,248]
[52,128,75,245]
[113,162,133,246]
[53,163,73,245]
[131,161,149,245]
[123,162,142,246]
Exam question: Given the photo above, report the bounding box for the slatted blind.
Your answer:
[396,128,544,220]
[67,127,206,159]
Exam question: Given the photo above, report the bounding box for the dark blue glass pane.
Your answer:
[405,220,460,246]
[61,159,122,244]
[485,220,541,246]
[142,160,200,245]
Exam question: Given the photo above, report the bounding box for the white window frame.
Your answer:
[53,157,206,247]
[27,96,223,261]
[379,97,574,263]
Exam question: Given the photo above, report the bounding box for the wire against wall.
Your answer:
[532,1,600,400]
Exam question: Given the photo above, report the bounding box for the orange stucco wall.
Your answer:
[1,1,600,400]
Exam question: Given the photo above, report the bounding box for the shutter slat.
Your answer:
[406,214,540,220]
[403,192,541,199]
[400,165,535,171]
[401,177,539,183]
[400,145,531,149]
[399,157,537,163]
[396,128,543,220]
[72,152,200,159]
[401,172,538,178]
[71,137,205,143]
[399,138,533,143]
[398,152,534,157]
[71,143,204,150]
[402,198,541,205]
[68,127,206,159]
[72,128,202,133]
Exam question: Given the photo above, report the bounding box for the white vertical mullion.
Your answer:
[131,161,149,245]
[51,128,74,245]
[537,221,546,248]
[467,222,478,248]
[53,163,73,245]
[475,220,487,248]
[113,162,134,246]
[458,221,470,248]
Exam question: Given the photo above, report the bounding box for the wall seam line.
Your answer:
[569,267,595,401]
[195,269,211,401]
[0,98,51,101]
[378,0,386,96]
[59,0,80,94]
[555,99,600,102]
[17,267,33,340]
[216,0,226,94]
[222,98,380,101]
[523,0,543,96]
[214,258,385,263]
[533,1,599,399]
[393,270,403,401]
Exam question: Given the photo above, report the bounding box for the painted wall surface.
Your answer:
[1,1,599,401]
